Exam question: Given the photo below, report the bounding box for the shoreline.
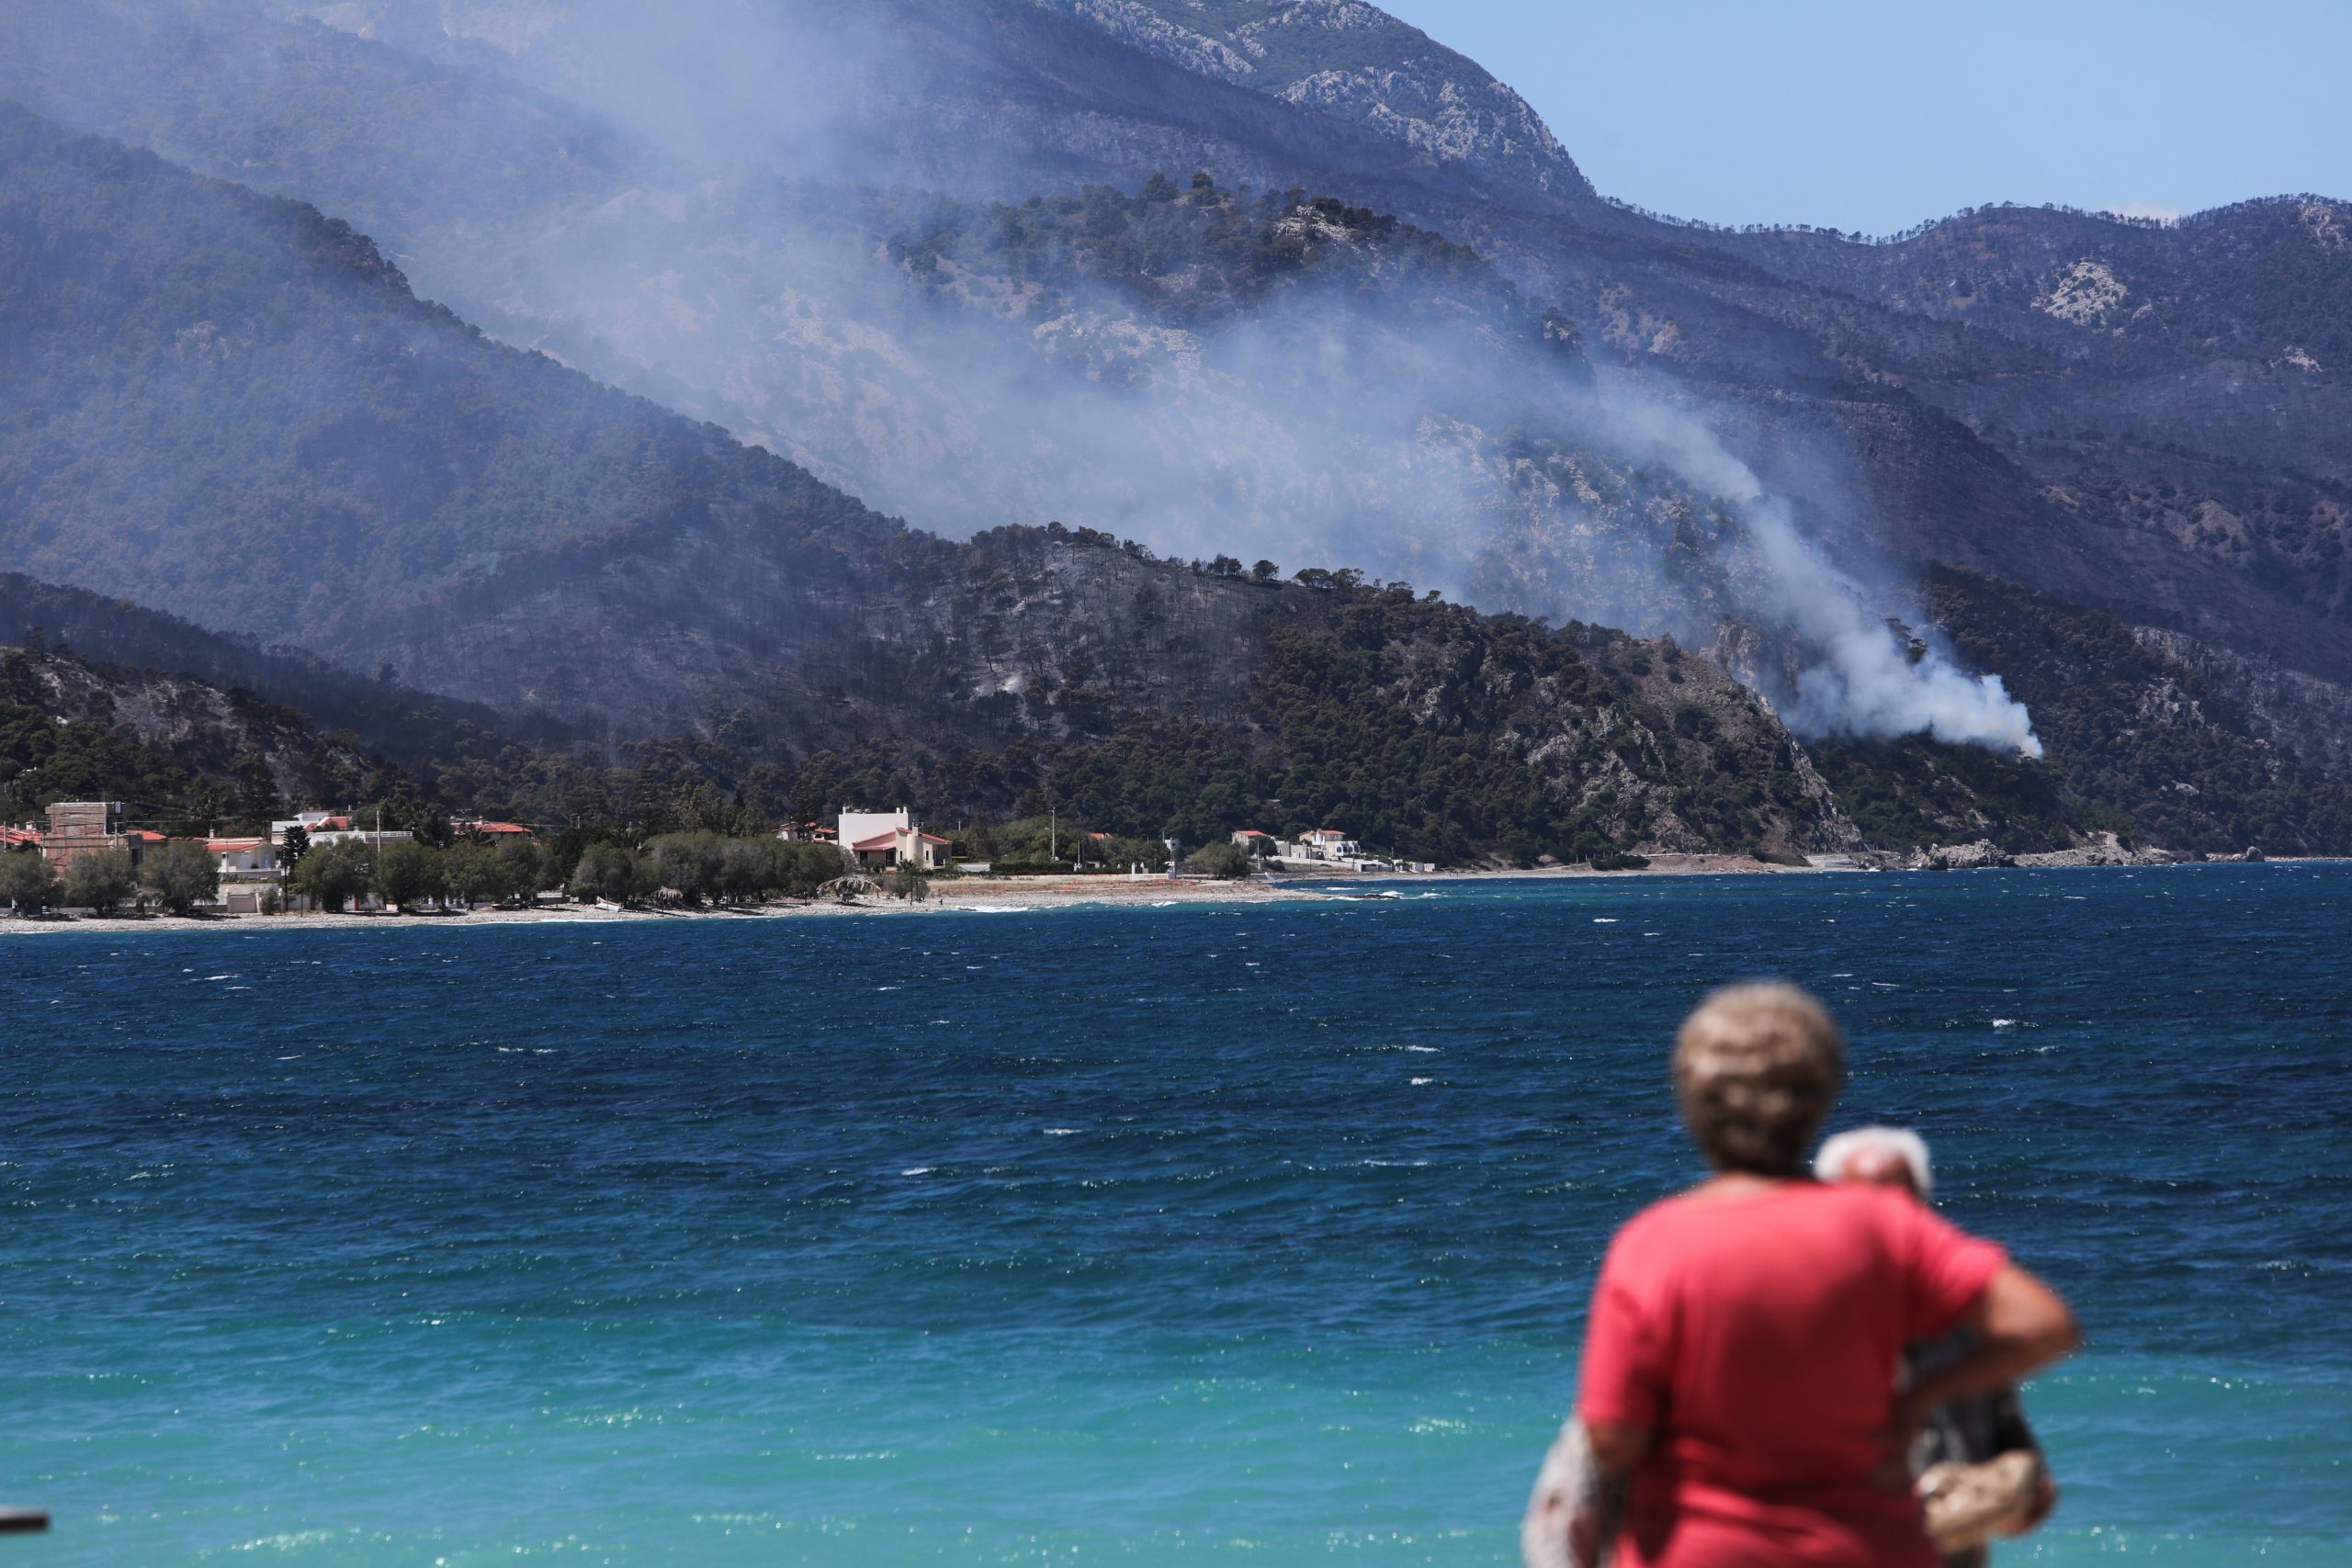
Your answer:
[0,874,1322,935]
[0,855,2335,937]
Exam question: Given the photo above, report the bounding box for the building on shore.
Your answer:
[454,818,535,840]
[1292,829,1362,861]
[271,813,413,852]
[208,837,280,914]
[1253,826,1431,874]
[40,801,132,871]
[838,808,950,871]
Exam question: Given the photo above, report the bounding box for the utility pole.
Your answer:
[1050,807,1057,863]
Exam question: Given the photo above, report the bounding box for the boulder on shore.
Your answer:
[1917,840,2014,871]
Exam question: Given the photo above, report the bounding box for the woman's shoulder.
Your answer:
[1612,1179,1908,1246]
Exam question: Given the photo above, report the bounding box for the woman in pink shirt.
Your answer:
[1572,985,2078,1568]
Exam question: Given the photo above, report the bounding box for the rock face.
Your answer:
[0,645,380,808]
[1916,840,2014,871]
[2012,833,2178,868]
[1028,0,1594,198]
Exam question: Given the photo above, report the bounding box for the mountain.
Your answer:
[9,102,2348,857]
[1,641,392,834]
[0,107,1893,863]
[1025,0,1592,199]
[0,569,573,778]
[0,103,888,655]
[3,4,2350,856]
[7,0,2340,782]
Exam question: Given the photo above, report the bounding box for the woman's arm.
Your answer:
[1568,1421,1652,1565]
[1583,1420,1655,1476]
[1900,1263,2080,1428]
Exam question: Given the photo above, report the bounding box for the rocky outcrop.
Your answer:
[2012,832,2179,868]
[1031,0,1594,197]
[1915,840,2014,871]
[2132,626,2352,776]
[0,645,380,807]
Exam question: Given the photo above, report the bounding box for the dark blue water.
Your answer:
[2,867,2346,1564]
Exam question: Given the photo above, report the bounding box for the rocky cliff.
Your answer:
[0,644,390,828]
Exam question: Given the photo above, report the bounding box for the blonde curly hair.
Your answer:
[1674,983,1846,1176]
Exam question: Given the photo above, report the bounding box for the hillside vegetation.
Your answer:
[1,98,2345,859]
[0,104,890,651]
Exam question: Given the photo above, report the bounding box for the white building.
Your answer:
[837,807,950,871]
[207,836,281,914]
[1286,829,1362,863]
[271,812,413,852]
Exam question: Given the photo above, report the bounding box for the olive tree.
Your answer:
[65,850,139,916]
[443,842,500,909]
[1187,841,1254,880]
[372,841,443,912]
[570,842,648,905]
[292,839,372,912]
[0,848,57,915]
[141,840,221,916]
[494,840,550,905]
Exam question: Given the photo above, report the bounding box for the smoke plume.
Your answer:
[0,0,2041,758]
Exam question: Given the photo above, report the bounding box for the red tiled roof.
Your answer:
[1234,829,1269,838]
[466,820,532,836]
[0,828,40,848]
[919,833,951,844]
[126,829,167,843]
[208,838,266,851]
[850,831,899,851]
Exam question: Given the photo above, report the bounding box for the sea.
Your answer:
[1,866,2346,1565]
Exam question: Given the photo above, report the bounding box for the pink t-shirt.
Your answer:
[1577,1181,2007,1568]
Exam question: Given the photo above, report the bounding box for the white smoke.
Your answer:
[4,0,2042,760]
[1594,397,2041,755]
[1749,500,2041,755]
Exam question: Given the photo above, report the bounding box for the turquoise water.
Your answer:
[1,867,2346,1565]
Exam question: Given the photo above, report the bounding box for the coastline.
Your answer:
[0,873,1324,935]
[2,853,2332,937]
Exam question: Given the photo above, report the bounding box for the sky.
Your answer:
[1377,0,2352,234]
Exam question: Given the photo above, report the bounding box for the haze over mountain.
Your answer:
[0,0,2346,855]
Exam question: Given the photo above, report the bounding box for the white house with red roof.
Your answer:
[837,808,951,871]
[1289,828,1362,862]
[207,836,281,913]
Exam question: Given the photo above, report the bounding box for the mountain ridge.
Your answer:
[6,102,2347,856]
[8,0,2345,769]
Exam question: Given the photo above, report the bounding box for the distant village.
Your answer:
[1,798,1426,916]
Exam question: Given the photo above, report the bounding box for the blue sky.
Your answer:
[1378,0,2352,233]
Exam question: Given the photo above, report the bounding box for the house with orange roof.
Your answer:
[838,808,951,871]
[455,818,534,840]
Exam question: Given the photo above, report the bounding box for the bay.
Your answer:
[2,866,2346,1563]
